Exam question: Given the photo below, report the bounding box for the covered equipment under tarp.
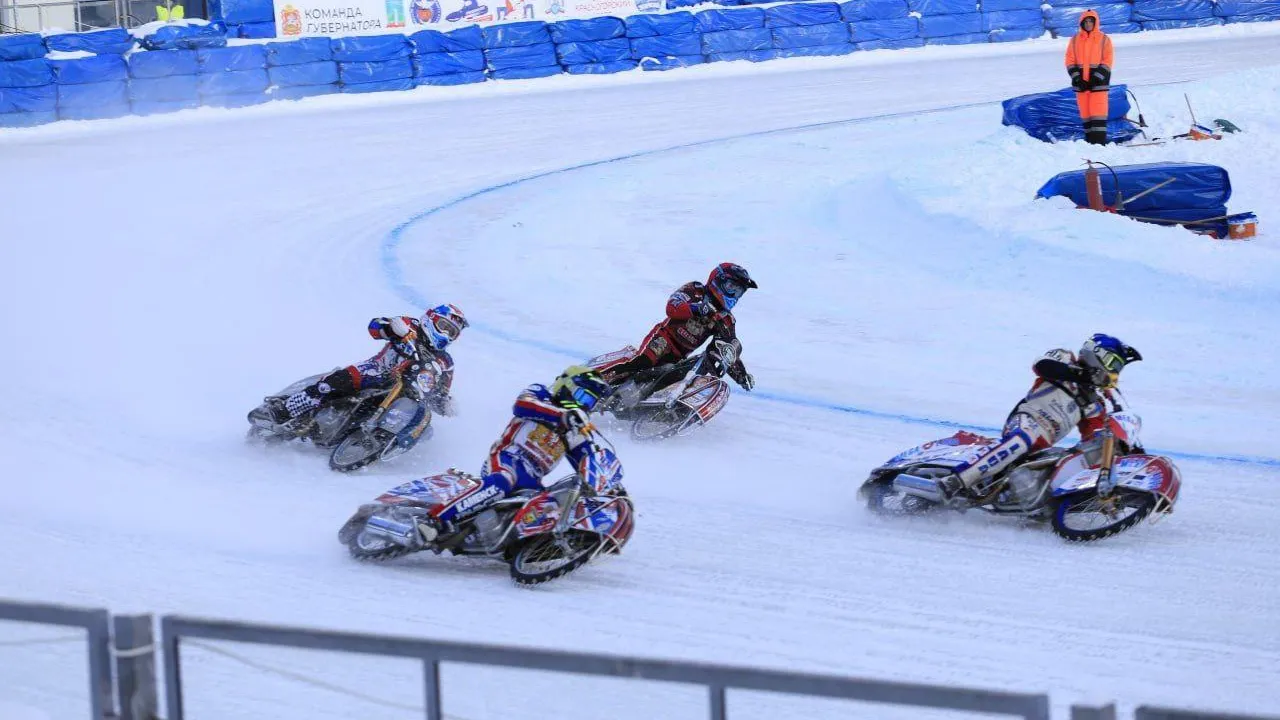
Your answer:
[1002,85,1141,143]
[1036,161,1243,237]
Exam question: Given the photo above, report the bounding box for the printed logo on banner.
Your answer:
[445,0,491,22]
[544,0,564,14]
[280,3,303,34]
[495,0,534,20]
[386,0,407,26]
[410,0,441,23]
[633,0,659,11]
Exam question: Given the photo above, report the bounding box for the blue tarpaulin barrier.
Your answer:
[918,12,983,36]
[1131,0,1214,20]
[56,79,127,108]
[237,21,276,38]
[339,78,415,93]
[549,17,626,42]
[766,2,841,26]
[0,110,57,127]
[925,31,989,44]
[50,55,128,85]
[701,27,773,53]
[272,84,338,100]
[556,38,632,64]
[1140,17,1223,29]
[490,64,563,79]
[197,68,269,94]
[983,8,1042,30]
[128,50,199,78]
[1225,11,1280,20]
[638,53,704,70]
[128,74,200,101]
[337,59,413,84]
[267,38,333,65]
[630,33,703,57]
[139,23,228,51]
[132,98,200,115]
[907,0,975,14]
[563,59,637,73]
[331,35,412,62]
[209,0,272,23]
[0,34,46,62]
[776,42,854,56]
[45,28,133,54]
[0,84,56,113]
[60,102,130,120]
[1037,162,1233,236]
[1002,85,1140,143]
[0,59,52,88]
[849,17,919,40]
[412,50,485,75]
[990,26,1044,41]
[202,91,269,106]
[708,48,778,61]
[855,36,924,49]
[269,61,340,86]
[416,70,486,85]
[838,0,909,20]
[626,11,695,37]
[980,0,1040,9]
[772,22,850,46]
[1043,2,1132,27]
[696,7,765,31]
[409,26,485,52]
[198,45,267,72]
[485,42,558,69]
[1215,0,1280,16]
[482,21,551,48]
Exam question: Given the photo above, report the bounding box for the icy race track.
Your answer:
[2,25,1280,720]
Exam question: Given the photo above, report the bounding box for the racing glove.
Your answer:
[728,364,754,391]
[1068,69,1086,91]
[429,394,456,417]
[562,407,591,432]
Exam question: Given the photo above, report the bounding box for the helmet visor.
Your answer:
[1098,349,1126,373]
[571,386,599,411]
[432,315,462,342]
[719,277,746,299]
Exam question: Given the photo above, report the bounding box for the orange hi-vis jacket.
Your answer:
[1064,9,1114,123]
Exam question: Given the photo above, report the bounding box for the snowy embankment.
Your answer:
[1,26,1278,720]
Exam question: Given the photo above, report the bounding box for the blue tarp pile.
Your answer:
[51,52,130,121]
[1213,0,1280,22]
[198,44,269,107]
[908,0,985,46]
[766,2,852,59]
[267,38,339,100]
[333,34,414,93]
[483,20,560,79]
[128,49,200,115]
[842,0,921,51]
[1042,2,1140,36]
[1002,85,1141,143]
[696,9,773,64]
[0,35,55,128]
[410,26,486,86]
[138,22,229,50]
[627,12,704,70]
[1037,162,1238,237]
[551,17,635,75]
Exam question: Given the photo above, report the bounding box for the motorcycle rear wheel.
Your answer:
[1051,490,1156,542]
[508,531,602,585]
[861,479,939,516]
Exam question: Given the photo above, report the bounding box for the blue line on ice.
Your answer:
[382,102,1280,470]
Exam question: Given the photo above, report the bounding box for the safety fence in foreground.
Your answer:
[3,597,1276,720]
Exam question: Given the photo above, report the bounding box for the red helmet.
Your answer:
[706,263,757,311]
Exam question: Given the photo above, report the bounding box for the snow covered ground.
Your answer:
[2,25,1279,720]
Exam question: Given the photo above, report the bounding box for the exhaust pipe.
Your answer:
[893,473,945,503]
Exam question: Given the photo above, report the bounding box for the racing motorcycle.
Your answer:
[586,337,738,442]
[858,409,1181,542]
[337,433,635,585]
[246,364,440,472]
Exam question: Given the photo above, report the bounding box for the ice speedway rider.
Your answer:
[266,304,469,425]
[415,365,616,541]
[596,263,759,397]
[914,334,1143,501]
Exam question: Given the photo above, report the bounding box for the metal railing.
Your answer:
[0,0,153,34]
[4,597,1278,720]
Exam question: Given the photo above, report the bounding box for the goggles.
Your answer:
[719,278,746,299]
[571,386,599,411]
[1098,350,1126,373]
[432,315,462,342]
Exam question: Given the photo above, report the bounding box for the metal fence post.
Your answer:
[708,685,727,720]
[113,614,158,720]
[1071,704,1117,720]
[161,618,185,720]
[85,609,114,720]
[423,656,442,720]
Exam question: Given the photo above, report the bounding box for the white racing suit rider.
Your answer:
[928,334,1143,501]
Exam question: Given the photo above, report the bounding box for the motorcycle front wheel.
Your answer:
[629,406,696,442]
[329,429,390,472]
[1051,490,1156,542]
[508,531,603,585]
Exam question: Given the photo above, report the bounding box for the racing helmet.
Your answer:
[706,263,758,311]
[422,304,468,351]
[550,365,614,412]
[1080,333,1142,387]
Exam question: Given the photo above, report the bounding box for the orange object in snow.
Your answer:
[1227,215,1258,240]
[1084,165,1106,211]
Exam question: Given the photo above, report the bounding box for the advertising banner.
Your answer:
[276,0,663,37]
